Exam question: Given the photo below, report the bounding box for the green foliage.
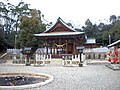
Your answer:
[1,0,120,49]
[109,15,117,23]
[82,19,98,38]
[82,15,120,46]
[18,9,46,48]
[0,0,46,49]
[110,21,120,41]
[0,25,7,52]
[0,0,31,48]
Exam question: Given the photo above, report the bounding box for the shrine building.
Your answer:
[34,17,86,58]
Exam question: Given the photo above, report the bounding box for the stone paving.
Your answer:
[0,62,120,90]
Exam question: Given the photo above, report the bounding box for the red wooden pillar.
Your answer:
[73,38,76,56]
[53,40,55,55]
[46,39,48,56]
[66,40,68,54]
[50,46,52,54]
[53,44,55,55]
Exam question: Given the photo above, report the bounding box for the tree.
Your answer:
[18,9,46,48]
[102,31,110,46]
[109,15,117,24]
[82,19,98,38]
[8,1,30,32]
[81,15,120,46]
[107,15,120,43]
[0,0,31,48]
[110,22,120,41]
[0,24,7,52]
[85,19,92,26]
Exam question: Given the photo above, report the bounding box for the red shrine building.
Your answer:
[34,17,86,58]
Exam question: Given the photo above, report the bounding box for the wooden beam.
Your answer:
[66,40,68,54]
[73,38,76,55]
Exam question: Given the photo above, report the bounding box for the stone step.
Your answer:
[50,59,63,65]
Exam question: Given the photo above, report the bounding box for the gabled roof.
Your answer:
[34,17,85,37]
[44,17,76,33]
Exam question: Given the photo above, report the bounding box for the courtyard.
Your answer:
[0,62,120,90]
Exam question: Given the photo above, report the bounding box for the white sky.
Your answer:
[9,0,120,28]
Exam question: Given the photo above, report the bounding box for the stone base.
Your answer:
[25,62,31,66]
[79,63,83,67]
[106,64,120,70]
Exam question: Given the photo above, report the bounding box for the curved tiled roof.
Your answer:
[34,17,85,37]
[44,17,76,33]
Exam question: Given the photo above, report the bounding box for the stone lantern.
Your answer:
[21,48,31,66]
[78,46,84,67]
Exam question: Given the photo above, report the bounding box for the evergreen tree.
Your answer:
[0,24,7,52]
[18,9,46,48]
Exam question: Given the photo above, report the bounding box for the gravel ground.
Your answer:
[0,62,120,90]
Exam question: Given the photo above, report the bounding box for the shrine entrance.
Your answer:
[45,38,75,58]
[34,17,86,58]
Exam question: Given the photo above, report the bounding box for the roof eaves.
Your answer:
[107,40,120,47]
[34,32,85,37]
[44,21,57,33]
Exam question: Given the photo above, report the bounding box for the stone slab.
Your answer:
[106,64,120,70]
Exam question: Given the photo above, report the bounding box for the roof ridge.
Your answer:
[57,17,76,32]
[44,17,76,33]
[57,17,66,24]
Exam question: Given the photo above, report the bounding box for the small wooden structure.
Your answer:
[84,38,97,48]
[34,17,86,58]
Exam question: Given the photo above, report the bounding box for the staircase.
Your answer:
[50,59,63,66]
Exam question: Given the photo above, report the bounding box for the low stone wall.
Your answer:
[85,52,107,60]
